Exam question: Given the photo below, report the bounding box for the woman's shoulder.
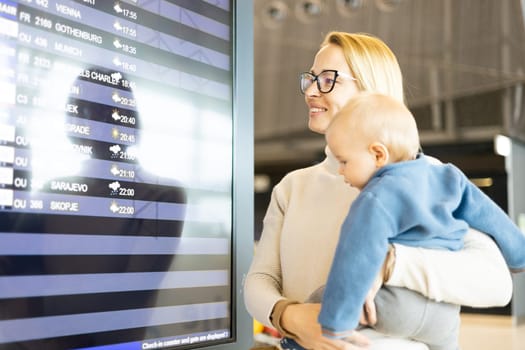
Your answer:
[283,160,325,177]
[276,157,336,188]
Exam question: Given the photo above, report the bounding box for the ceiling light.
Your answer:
[295,0,324,22]
[261,1,289,28]
[336,0,365,16]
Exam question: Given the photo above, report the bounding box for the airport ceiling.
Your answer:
[253,0,525,166]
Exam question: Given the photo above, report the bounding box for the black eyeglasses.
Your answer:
[299,69,356,94]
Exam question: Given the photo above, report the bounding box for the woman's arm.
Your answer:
[387,228,513,307]
[243,181,370,350]
[243,186,288,327]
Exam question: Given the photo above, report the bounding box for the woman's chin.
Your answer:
[308,119,329,134]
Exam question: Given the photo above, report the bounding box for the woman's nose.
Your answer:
[304,82,320,96]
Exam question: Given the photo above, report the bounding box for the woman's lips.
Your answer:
[309,106,327,116]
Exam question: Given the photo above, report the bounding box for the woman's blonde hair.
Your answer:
[321,31,404,103]
[332,92,420,162]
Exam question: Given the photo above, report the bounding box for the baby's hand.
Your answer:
[343,330,370,348]
[360,245,396,325]
[359,271,382,326]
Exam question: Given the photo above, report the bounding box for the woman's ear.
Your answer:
[369,142,389,167]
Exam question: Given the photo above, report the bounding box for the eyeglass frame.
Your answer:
[299,69,357,94]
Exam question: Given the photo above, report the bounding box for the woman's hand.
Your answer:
[281,303,369,349]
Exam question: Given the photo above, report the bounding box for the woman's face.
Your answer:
[304,44,360,134]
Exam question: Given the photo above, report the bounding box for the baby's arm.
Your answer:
[388,228,513,307]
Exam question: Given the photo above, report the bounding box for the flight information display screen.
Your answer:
[0,1,235,349]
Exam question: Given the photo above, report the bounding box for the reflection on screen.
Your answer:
[0,1,234,349]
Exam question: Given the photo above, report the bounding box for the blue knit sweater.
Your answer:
[319,155,525,338]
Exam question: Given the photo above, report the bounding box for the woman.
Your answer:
[244,31,512,350]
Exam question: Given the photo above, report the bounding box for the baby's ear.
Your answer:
[369,142,389,167]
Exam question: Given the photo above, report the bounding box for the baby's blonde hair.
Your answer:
[330,92,420,162]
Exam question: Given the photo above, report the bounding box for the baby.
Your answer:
[283,92,525,350]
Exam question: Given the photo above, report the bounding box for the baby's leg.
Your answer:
[281,285,459,350]
[374,286,460,350]
[308,285,460,349]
